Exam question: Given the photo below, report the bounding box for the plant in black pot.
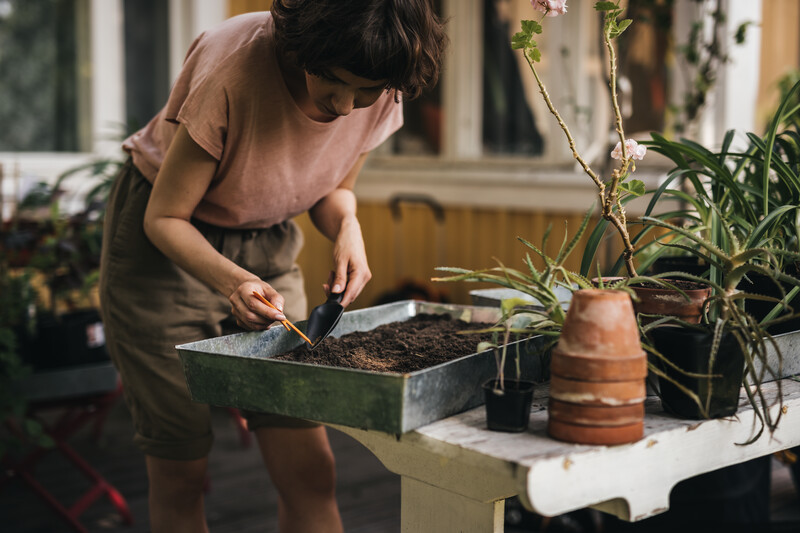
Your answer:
[9,179,108,372]
[642,209,800,443]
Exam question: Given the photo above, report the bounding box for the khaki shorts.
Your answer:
[99,159,317,461]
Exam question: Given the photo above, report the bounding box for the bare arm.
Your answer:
[143,124,287,329]
[308,152,371,307]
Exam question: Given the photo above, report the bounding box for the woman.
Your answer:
[99,1,446,531]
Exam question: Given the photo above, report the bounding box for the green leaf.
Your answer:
[501,298,534,316]
[529,48,542,63]
[522,20,542,35]
[594,1,618,11]
[619,179,645,197]
[511,32,531,50]
[616,19,633,34]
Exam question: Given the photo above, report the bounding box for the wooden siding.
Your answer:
[228,0,272,18]
[295,203,622,311]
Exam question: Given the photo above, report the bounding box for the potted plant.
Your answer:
[1,171,109,372]
[642,206,800,442]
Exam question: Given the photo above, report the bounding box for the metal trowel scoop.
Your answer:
[306,292,344,349]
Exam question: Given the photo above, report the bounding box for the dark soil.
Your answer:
[631,279,708,291]
[275,313,496,373]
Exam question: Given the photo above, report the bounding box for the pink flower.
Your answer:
[531,0,568,17]
[611,139,647,161]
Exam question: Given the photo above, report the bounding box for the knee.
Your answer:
[278,446,338,504]
[296,446,338,495]
[147,456,208,503]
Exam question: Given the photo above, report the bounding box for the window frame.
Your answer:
[360,0,764,212]
[0,0,227,219]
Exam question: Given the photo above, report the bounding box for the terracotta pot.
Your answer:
[550,350,647,382]
[556,289,642,358]
[547,417,643,445]
[631,282,711,324]
[547,399,643,427]
[549,375,645,406]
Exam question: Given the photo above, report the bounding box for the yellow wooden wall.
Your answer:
[294,205,616,311]
[757,0,800,129]
[228,0,272,18]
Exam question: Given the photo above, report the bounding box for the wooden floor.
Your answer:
[2,394,799,533]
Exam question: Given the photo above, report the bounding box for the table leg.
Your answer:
[400,477,505,533]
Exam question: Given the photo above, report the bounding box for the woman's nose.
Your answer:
[332,92,355,116]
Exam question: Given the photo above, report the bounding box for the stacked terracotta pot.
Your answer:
[547,289,647,445]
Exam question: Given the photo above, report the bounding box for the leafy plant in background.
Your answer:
[640,78,800,283]
[513,1,647,278]
[773,69,800,130]
[670,0,752,135]
[0,259,53,456]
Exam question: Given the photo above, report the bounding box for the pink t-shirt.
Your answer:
[122,12,403,229]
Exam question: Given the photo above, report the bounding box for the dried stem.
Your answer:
[523,25,638,277]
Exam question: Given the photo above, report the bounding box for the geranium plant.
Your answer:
[513,0,646,277]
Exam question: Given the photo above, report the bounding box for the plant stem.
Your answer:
[523,43,638,277]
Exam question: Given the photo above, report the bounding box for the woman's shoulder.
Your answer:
[187,12,273,67]
[205,11,272,41]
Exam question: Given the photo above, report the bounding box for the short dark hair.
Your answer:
[271,0,447,99]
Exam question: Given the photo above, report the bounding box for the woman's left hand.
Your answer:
[309,152,372,308]
[326,215,371,307]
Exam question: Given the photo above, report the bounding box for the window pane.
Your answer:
[390,0,444,156]
[483,0,543,156]
[0,0,90,152]
[617,0,670,135]
[123,0,170,132]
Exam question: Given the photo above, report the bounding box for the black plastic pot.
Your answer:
[483,379,535,432]
[737,271,800,335]
[650,326,745,419]
[22,309,109,371]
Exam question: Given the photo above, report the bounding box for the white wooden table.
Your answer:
[331,378,800,533]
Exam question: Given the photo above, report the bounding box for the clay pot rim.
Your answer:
[552,347,646,360]
[547,417,643,445]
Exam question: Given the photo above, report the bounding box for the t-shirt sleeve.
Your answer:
[361,92,404,153]
[161,35,229,160]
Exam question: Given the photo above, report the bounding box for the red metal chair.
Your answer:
[1,380,133,533]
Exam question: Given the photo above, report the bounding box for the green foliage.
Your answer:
[433,208,599,387]
[642,79,800,276]
[773,69,800,130]
[669,0,752,134]
[639,205,800,442]
[0,260,53,456]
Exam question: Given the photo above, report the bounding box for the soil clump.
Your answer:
[275,313,496,373]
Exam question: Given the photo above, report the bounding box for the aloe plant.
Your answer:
[641,211,800,442]
[432,207,596,389]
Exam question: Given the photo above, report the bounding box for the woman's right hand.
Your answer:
[230,279,287,331]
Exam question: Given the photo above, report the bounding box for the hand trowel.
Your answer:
[305,292,344,349]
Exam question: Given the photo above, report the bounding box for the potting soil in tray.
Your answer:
[274,313,496,373]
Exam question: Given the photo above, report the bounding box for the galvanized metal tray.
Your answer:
[177,300,550,434]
